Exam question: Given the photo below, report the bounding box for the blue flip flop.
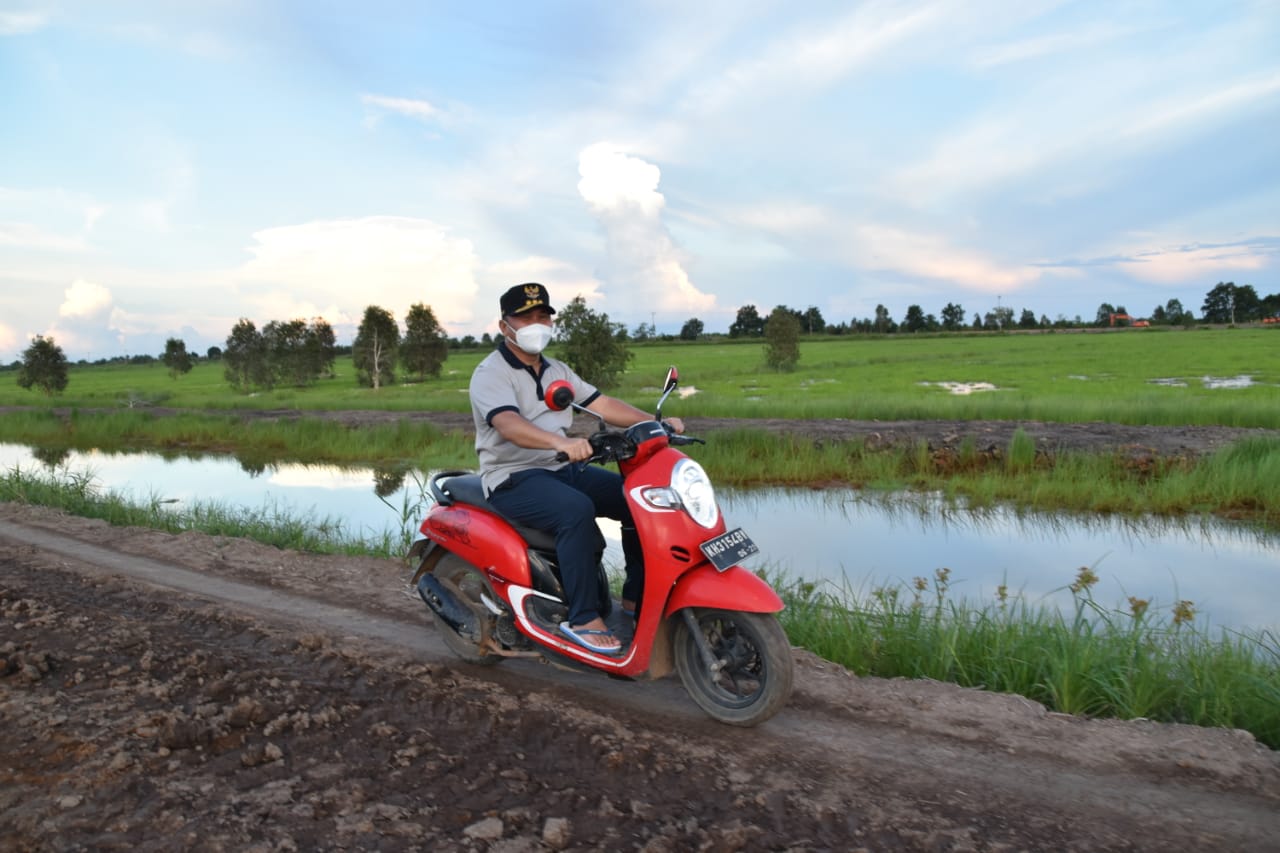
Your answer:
[559,621,624,655]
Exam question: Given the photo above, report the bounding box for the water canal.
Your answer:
[2,443,1276,633]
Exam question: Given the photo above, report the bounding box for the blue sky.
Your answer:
[2,0,1277,362]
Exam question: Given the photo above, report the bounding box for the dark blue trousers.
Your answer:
[488,464,643,626]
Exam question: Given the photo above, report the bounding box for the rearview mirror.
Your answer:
[544,379,574,411]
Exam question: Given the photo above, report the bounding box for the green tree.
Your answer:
[553,296,632,388]
[401,303,449,380]
[729,304,765,338]
[1164,298,1191,325]
[1018,308,1038,329]
[764,305,801,371]
[17,335,69,396]
[262,319,311,387]
[1095,303,1117,326]
[940,302,966,331]
[206,345,222,360]
[307,318,337,379]
[801,306,825,334]
[902,305,926,333]
[1201,282,1264,324]
[679,317,704,340]
[223,319,271,392]
[873,304,893,333]
[353,305,400,389]
[162,337,193,379]
[631,321,655,342]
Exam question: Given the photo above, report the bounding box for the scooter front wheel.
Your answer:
[432,553,504,666]
[673,609,793,727]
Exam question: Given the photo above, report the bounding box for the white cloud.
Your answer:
[1114,243,1274,285]
[850,223,1040,291]
[970,21,1148,68]
[0,221,88,252]
[1120,71,1280,140]
[43,279,126,358]
[58,279,113,318]
[576,144,715,316]
[0,322,17,356]
[682,0,944,114]
[0,11,47,35]
[235,216,481,335]
[735,201,1039,292]
[485,256,603,317]
[361,94,442,123]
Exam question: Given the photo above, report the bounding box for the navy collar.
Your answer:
[497,339,548,374]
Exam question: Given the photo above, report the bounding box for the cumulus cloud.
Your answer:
[235,216,481,338]
[43,279,126,358]
[576,143,714,318]
[0,322,17,357]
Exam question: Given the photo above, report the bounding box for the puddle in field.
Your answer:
[919,381,1003,395]
[1202,375,1255,389]
[1149,375,1258,389]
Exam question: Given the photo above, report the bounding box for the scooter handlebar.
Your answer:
[554,425,702,465]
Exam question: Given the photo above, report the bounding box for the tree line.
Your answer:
[9,280,1278,396]
[710,281,1279,339]
[220,304,450,392]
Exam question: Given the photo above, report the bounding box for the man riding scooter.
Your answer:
[469,282,684,655]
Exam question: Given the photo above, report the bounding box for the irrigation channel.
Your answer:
[3,442,1277,634]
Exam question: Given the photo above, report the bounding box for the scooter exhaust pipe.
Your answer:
[416,573,478,637]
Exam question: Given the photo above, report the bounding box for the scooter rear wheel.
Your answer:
[673,609,793,726]
[432,553,503,666]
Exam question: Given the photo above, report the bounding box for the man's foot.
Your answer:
[559,620,623,655]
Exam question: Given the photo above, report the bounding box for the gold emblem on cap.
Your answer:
[520,283,544,311]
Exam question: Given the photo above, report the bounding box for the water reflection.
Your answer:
[2,443,1276,632]
[716,487,1280,633]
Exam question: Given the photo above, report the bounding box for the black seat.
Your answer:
[439,474,558,552]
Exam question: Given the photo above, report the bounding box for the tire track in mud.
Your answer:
[3,511,1280,851]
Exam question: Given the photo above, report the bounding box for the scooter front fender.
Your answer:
[663,563,784,616]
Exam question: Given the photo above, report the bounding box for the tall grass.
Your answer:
[772,565,1280,749]
[0,409,476,471]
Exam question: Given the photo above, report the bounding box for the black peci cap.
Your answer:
[500,282,556,316]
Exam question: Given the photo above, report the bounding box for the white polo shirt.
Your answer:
[469,342,600,495]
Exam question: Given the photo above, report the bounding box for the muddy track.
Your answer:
[2,504,1278,851]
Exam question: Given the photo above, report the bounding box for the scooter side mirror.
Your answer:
[544,379,574,411]
[656,365,679,421]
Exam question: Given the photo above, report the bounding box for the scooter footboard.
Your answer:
[664,563,784,615]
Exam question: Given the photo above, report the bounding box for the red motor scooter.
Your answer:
[407,367,793,726]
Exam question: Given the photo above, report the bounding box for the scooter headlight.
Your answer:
[669,458,719,529]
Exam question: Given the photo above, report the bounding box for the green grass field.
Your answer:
[3,327,1278,427]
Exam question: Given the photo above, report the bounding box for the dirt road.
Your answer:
[2,503,1278,852]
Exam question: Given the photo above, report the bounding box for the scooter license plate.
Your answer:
[699,528,758,572]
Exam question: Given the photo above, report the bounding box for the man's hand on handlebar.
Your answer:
[553,436,593,463]
[664,417,685,435]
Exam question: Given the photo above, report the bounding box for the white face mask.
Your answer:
[504,319,553,355]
